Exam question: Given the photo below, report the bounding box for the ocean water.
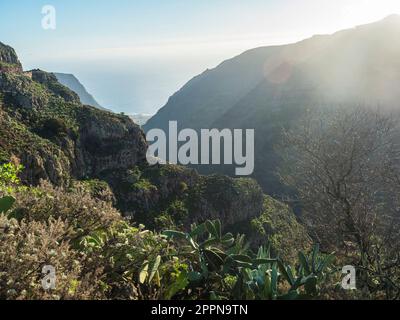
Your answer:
[71,59,198,114]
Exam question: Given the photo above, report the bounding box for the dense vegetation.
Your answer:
[0,163,335,300]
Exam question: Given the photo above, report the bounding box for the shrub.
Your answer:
[73,179,115,204]
[0,162,23,192]
[0,215,104,300]
[36,117,74,139]
[12,181,121,240]
[79,221,181,300]
[0,164,336,300]
[132,178,157,192]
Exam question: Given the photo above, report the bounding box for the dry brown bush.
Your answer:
[13,181,121,240]
[0,215,105,300]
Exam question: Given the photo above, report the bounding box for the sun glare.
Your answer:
[342,0,400,25]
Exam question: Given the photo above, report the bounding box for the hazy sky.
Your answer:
[1,0,399,113]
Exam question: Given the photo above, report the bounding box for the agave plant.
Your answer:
[78,219,335,300]
[231,244,335,300]
[162,220,335,300]
[163,220,271,277]
[278,244,335,298]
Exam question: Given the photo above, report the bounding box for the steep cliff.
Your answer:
[0,42,22,73]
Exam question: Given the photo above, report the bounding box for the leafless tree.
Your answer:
[279,106,400,299]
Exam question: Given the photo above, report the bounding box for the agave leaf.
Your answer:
[232,273,244,299]
[257,246,268,259]
[200,237,219,248]
[235,261,253,268]
[298,251,311,274]
[254,258,277,266]
[139,262,149,284]
[317,253,335,273]
[262,269,272,297]
[271,264,278,299]
[188,236,199,250]
[231,254,254,268]
[154,270,161,287]
[311,244,320,273]
[286,266,296,286]
[277,260,295,286]
[256,246,263,259]
[230,254,253,264]
[210,247,228,260]
[291,274,303,290]
[205,220,218,238]
[189,223,206,238]
[204,249,224,270]
[222,256,235,274]
[221,233,234,241]
[242,268,253,281]
[162,230,187,239]
[148,255,161,284]
[221,237,235,247]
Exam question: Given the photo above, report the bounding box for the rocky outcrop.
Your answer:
[31,69,81,104]
[0,42,22,72]
[0,72,49,109]
[101,164,265,230]
[78,108,147,176]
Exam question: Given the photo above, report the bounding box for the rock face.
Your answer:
[0,42,22,72]
[0,71,49,109]
[100,163,265,231]
[144,15,400,196]
[78,109,147,176]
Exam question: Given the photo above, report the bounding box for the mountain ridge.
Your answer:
[145,15,400,195]
[54,72,111,112]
